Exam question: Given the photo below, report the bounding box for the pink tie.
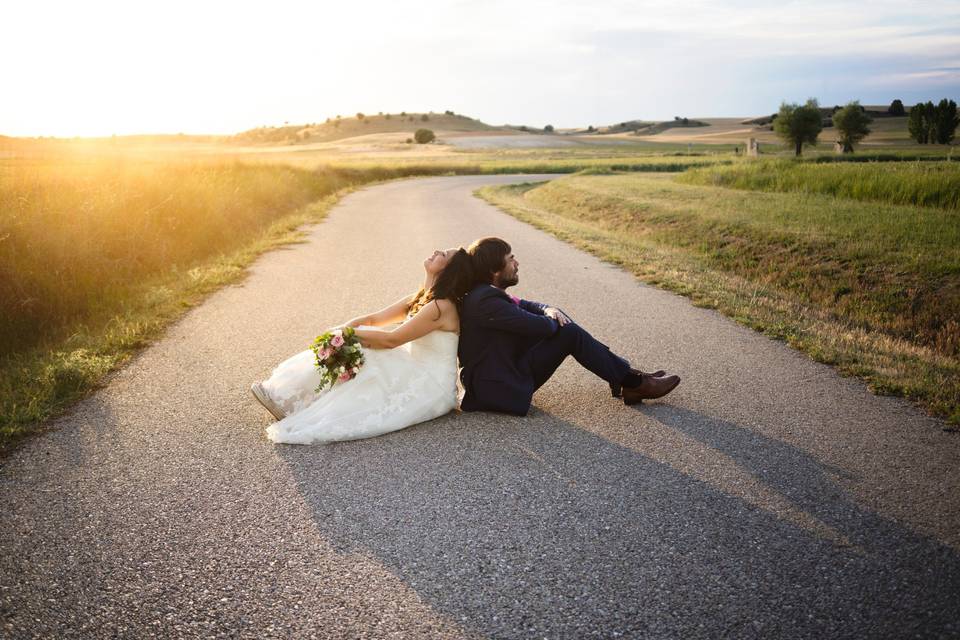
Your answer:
[509,295,521,306]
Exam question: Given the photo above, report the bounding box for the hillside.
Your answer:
[232,111,497,145]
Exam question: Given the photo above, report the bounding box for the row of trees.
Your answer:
[773,99,871,156]
[908,100,959,144]
[774,97,958,155]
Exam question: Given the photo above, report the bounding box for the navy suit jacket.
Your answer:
[458,284,558,415]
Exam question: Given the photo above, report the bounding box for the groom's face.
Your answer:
[493,252,519,289]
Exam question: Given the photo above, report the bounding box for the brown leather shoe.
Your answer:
[610,369,667,398]
[622,374,681,405]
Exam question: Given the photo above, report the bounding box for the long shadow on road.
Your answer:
[279,409,960,639]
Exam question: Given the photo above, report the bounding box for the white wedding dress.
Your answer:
[261,326,459,444]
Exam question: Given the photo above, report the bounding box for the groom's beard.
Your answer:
[495,274,519,289]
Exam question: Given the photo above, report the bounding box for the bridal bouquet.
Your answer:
[311,326,365,392]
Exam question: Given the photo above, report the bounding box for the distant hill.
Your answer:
[231,111,497,145]
[633,118,709,136]
[565,118,709,136]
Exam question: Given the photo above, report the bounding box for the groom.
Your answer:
[458,237,680,416]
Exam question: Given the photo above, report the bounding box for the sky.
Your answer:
[2,0,959,137]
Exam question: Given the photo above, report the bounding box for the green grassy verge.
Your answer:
[477,173,960,424]
[679,160,960,210]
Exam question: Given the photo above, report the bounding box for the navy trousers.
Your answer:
[520,322,632,392]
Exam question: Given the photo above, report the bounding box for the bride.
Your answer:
[250,247,474,444]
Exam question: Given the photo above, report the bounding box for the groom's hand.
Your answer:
[544,307,572,326]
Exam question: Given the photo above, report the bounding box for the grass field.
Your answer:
[478,171,960,423]
[679,160,960,209]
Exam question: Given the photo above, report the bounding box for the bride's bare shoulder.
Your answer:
[431,298,459,331]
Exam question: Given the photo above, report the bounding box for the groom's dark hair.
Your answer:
[467,237,511,284]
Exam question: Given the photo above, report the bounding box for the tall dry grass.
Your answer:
[0,159,345,356]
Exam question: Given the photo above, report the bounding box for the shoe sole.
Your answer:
[250,382,286,421]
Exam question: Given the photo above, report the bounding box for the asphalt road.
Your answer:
[2,175,959,639]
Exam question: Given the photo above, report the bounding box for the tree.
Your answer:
[773,98,823,156]
[933,99,959,144]
[833,101,873,152]
[414,128,435,144]
[889,99,905,116]
[356,112,365,120]
[420,114,429,122]
[907,102,930,144]
[587,125,595,132]
[544,124,554,133]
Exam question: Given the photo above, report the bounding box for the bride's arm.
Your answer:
[345,293,416,328]
[354,299,455,349]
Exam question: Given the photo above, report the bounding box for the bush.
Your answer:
[356,112,365,120]
[544,124,554,133]
[414,129,435,144]
[421,114,429,122]
[405,138,413,143]
[889,99,906,116]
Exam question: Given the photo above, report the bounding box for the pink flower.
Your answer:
[331,334,345,348]
[338,371,351,383]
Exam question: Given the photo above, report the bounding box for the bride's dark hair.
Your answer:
[408,248,475,319]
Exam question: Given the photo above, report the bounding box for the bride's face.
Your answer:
[423,247,457,275]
